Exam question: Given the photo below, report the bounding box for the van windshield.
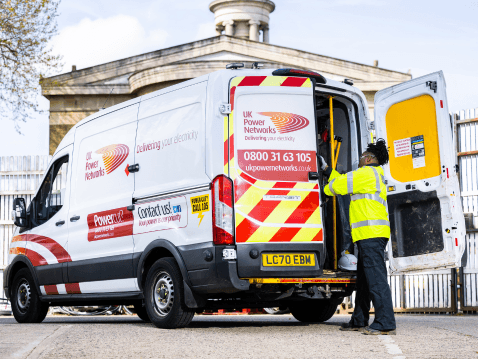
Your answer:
[235,93,317,182]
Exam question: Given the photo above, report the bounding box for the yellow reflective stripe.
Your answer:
[294,182,317,190]
[245,225,280,243]
[224,115,229,175]
[235,212,246,227]
[290,227,321,242]
[229,110,234,136]
[259,76,287,86]
[301,78,312,88]
[251,179,281,188]
[229,157,237,180]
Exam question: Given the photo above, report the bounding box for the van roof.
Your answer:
[54,68,361,156]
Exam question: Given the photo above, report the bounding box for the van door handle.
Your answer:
[128,164,140,173]
[56,220,65,226]
[308,172,320,180]
[70,216,80,222]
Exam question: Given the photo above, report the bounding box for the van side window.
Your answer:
[31,156,69,228]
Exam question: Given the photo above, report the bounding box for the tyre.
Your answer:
[133,302,150,322]
[144,257,195,329]
[290,299,341,323]
[11,268,49,323]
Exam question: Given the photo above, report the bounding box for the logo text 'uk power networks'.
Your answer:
[258,112,310,134]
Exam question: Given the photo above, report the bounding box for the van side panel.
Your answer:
[132,81,213,258]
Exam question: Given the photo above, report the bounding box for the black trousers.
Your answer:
[350,237,396,330]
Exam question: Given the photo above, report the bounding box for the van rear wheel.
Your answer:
[290,299,341,323]
[11,268,49,323]
[144,257,195,329]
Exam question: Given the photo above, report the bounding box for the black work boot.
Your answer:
[339,323,366,332]
[362,326,396,335]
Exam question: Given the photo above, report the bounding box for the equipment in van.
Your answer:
[5,67,465,329]
[338,254,357,271]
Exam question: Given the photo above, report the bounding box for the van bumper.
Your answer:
[179,244,250,294]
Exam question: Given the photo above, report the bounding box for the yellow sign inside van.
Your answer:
[190,194,209,226]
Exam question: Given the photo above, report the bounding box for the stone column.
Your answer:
[223,20,234,36]
[249,20,260,41]
[215,25,223,36]
[263,26,270,43]
[234,21,249,38]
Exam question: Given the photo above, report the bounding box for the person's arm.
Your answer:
[324,168,355,197]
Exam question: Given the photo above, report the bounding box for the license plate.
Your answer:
[262,253,315,267]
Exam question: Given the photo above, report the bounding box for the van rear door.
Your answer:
[374,71,465,274]
[225,76,324,278]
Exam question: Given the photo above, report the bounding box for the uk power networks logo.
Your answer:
[96,144,129,174]
[85,144,130,181]
[258,112,310,134]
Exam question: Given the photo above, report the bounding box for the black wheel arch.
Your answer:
[6,256,41,299]
[136,239,191,291]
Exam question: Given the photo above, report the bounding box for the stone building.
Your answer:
[41,0,411,154]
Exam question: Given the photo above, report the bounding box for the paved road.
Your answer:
[0,314,477,358]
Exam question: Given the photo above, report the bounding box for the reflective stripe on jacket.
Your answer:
[324,165,390,242]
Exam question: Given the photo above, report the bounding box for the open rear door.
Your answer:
[374,71,465,274]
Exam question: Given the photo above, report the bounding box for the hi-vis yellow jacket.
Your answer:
[324,164,390,242]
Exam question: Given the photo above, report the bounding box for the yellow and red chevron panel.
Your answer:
[234,171,322,243]
[223,75,322,244]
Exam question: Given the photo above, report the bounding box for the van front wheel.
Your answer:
[290,299,341,323]
[144,257,195,329]
[11,268,49,323]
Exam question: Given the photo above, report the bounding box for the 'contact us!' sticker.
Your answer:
[134,196,188,234]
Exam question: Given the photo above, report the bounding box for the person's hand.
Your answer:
[318,156,328,171]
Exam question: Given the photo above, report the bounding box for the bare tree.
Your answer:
[0,0,61,132]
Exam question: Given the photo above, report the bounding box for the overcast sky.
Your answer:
[1,0,477,156]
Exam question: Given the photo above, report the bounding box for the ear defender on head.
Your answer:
[366,138,389,165]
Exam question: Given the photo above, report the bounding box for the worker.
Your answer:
[319,139,396,335]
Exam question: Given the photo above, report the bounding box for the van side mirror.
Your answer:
[12,198,27,228]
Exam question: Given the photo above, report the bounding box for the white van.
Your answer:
[5,66,465,328]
